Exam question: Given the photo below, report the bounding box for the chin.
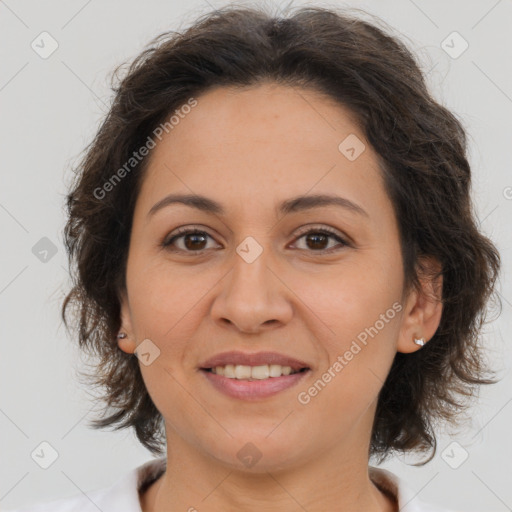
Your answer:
[202,431,308,473]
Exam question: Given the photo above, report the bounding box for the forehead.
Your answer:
[154,82,364,156]
[136,82,390,220]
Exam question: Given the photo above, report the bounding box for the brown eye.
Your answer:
[293,228,349,253]
[162,226,349,255]
[162,229,217,252]
[305,232,329,250]
[182,232,208,250]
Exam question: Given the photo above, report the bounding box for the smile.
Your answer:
[206,364,307,380]
[201,366,311,400]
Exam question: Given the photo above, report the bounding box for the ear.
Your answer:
[117,289,137,354]
[397,255,443,354]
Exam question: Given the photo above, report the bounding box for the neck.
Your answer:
[141,433,397,512]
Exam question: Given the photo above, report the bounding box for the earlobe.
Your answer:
[117,291,136,354]
[117,332,136,354]
[397,256,443,354]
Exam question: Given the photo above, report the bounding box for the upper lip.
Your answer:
[199,351,311,372]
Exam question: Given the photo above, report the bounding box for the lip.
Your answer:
[199,351,311,372]
[201,368,311,400]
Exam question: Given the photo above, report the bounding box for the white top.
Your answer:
[6,457,458,512]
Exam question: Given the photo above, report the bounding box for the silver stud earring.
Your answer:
[414,337,425,346]
[117,332,127,339]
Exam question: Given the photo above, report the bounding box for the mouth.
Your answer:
[198,351,312,400]
[199,350,311,374]
[201,364,309,381]
[199,364,310,401]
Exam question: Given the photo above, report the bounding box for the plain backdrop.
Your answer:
[1,0,511,510]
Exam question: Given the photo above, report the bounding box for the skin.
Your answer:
[117,82,443,512]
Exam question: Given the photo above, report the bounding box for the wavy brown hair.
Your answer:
[61,4,501,463]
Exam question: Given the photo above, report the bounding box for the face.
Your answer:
[119,82,435,472]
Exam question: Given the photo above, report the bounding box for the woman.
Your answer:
[9,4,500,512]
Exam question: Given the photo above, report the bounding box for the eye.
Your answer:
[162,227,218,253]
[291,226,349,253]
[161,225,350,254]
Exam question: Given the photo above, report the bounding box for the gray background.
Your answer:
[1,0,511,510]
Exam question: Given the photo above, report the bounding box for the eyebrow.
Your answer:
[147,193,369,219]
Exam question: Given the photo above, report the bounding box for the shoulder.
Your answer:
[3,492,101,512]
[4,458,166,512]
[369,466,461,512]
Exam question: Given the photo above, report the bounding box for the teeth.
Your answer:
[270,364,290,377]
[251,365,269,379]
[211,364,299,379]
[235,364,252,379]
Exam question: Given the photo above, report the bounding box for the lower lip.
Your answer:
[201,369,310,400]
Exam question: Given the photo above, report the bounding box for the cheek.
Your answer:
[127,256,214,341]
[290,257,401,404]
[294,283,400,437]
[126,262,208,416]
[291,255,402,339]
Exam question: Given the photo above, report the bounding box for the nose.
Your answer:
[210,245,294,334]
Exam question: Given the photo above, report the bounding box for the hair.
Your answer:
[61,3,501,464]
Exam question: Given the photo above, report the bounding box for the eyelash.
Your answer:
[161,225,350,255]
